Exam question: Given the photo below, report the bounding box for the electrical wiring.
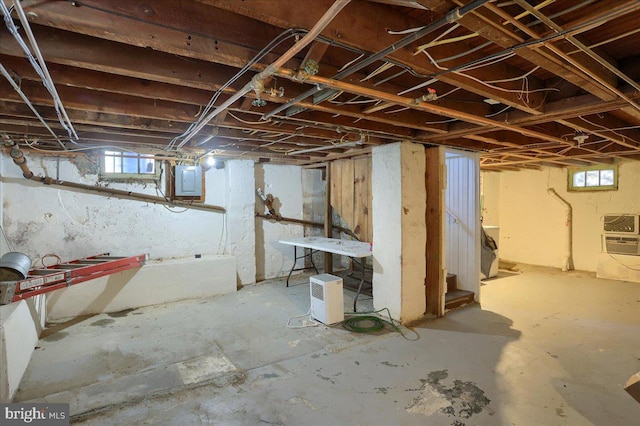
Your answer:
[485,105,512,118]
[373,69,407,87]
[387,25,426,35]
[21,139,169,156]
[384,106,410,114]
[425,118,457,125]
[40,253,62,268]
[168,28,300,150]
[607,254,640,271]
[2,1,78,143]
[0,225,12,252]
[413,23,461,55]
[338,53,365,73]
[360,62,395,82]
[436,41,493,64]
[578,116,640,147]
[286,306,319,328]
[0,64,66,149]
[486,66,541,84]
[228,111,271,125]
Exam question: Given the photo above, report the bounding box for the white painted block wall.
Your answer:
[481,161,640,272]
[1,154,227,262]
[0,296,45,402]
[225,159,256,286]
[372,142,426,323]
[255,164,304,281]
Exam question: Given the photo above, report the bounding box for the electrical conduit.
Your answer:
[547,188,574,271]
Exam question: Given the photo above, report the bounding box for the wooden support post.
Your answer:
[425,147,444,317]
[324,164,334,273]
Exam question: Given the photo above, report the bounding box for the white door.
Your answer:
[445,149,481,300]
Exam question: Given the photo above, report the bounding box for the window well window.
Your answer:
[568,165,617,191]
[100,150,160,181]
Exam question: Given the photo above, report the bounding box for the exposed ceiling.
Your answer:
[1,0,640,170]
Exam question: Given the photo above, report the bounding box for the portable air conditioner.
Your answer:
[310,274,344,325]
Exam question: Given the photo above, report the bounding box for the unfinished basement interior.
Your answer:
[0,0,639,424]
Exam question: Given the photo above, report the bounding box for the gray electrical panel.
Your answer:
[175,165,203,196]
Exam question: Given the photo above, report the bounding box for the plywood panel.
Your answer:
[354,157,370,242]
[328,157,372,243]
[341,159,355,231]
[330,160,342,210]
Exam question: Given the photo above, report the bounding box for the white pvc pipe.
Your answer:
[547,188,574,271]
[175,0,351,149]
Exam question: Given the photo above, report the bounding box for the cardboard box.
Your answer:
[625,372,640,403]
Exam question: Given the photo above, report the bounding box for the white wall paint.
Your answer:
[0,296,45,402]
[46,255,236,319]
[302,169,326,270]
[372,144,402,319]
[482,161,640,271]
[481,171,500,226]
[1,154,226,263]
[445,149,481,298]
[372,142,426,323]
[224,159,256,286]
[255,164,304,281]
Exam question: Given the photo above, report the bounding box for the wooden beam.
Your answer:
[425,146,444,317]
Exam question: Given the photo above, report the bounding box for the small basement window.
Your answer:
[100,150,160,181]
[568,165,617,191]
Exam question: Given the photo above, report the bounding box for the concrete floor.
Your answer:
[14,265,640,425]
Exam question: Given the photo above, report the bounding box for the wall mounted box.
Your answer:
[175,165,203,196]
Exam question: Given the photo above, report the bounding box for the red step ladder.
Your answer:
[0,253,147,305]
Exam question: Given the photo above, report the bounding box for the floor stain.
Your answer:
[90,319,115,327]
[547,351,559,359]
[375,387,389,394]
[381,361,399,367]
[42,331,68,341]
[556,407,566,417]
[108,308,137,318]
[406,370,490,422]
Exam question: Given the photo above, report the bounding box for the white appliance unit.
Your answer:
[603,214,640,234]
[604,235,640,256]
[310,274,344,325]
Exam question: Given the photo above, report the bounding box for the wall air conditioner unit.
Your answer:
[604,234,640,256]
[310,274,344,325]
[603,214,640,234]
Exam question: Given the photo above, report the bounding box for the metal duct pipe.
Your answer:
[3,143,226,214]
[175,0,351,149]
[547,188,574,272]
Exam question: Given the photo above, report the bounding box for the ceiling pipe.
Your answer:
[174,0,351,149]
[273,69,575,147]
[262,0,491,121]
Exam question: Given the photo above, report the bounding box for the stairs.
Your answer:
[445,273,475,311]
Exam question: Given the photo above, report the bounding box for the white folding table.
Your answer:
[278,237,372,311]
